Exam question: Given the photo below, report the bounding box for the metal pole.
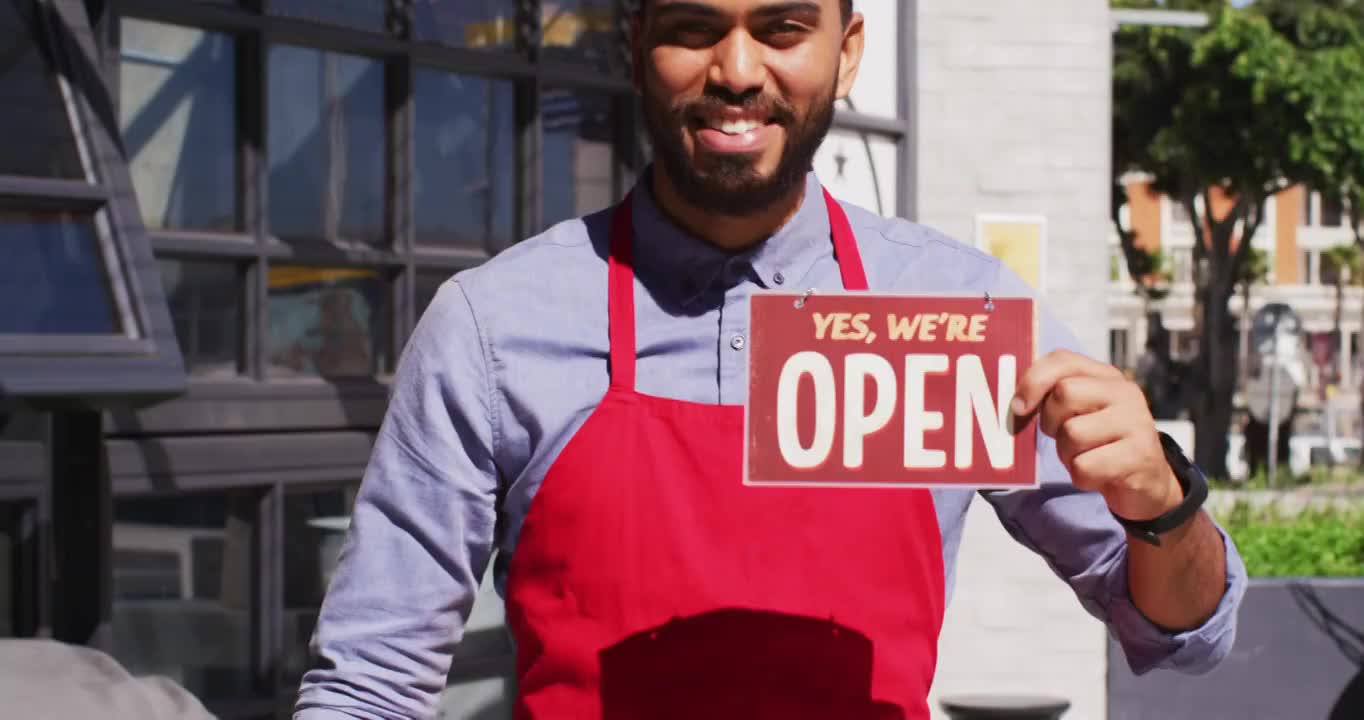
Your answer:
[1267,323,1281,488]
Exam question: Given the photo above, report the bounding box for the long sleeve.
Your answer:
[294,279,502,719]
[980,266,1248,676]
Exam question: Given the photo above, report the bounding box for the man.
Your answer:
[295,1,1246,718]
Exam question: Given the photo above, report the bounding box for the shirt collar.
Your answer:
[629,169,833,306]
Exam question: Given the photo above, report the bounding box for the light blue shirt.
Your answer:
[295,171,1247,719]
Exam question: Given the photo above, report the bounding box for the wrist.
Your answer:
[1113,432,1208,546]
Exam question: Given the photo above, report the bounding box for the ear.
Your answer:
[835,11,865,102]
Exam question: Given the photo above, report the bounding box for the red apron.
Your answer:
[505,189,946,720]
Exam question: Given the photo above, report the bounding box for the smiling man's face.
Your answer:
[635,0,862,216]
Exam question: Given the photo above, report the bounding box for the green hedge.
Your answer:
[1215,503,1364,577]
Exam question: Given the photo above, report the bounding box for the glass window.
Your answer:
[1170,197,1191,227]
[282,485,358,685]
[838,1,897,119]
[1301,250,1315,284]
[415,270,451,318]
[1170,248,1193,285]
[159,259,241,377]
[119,20,237,232]
[111,492,258,702]
[267,265,391,377]
[413,0,516,50]
[413,70,515,250]
[1110,329,1130,370]
[1321,193,1344,228]
[268,46,386,246]
[0,0,84,178]
[1302,188,1315,226]
[541,1,617,71]
[541,88,616,229]
[268,0,386,32]
[813,129,898,218]
[0,210,119,335]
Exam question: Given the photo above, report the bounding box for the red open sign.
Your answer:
[744,293,1038,488]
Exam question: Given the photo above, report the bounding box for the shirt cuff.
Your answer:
[293,709,378,720]
[1103,520,1249,676]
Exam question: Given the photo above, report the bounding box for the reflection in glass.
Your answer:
[282,486,358,685]
[413,0,516,49]
[159,260,241,377]
[541,88,616,230]
[267,266,390,377]
[414,70,515,250]
[268,46,386,246]
[120,20,237,232]
[541,0,618,72]
[112,492,257,701]
[812,129,898,218]
[0,210,119,335]
[268,0,385,32]
[0,0,83,178]
[415,270,451,319]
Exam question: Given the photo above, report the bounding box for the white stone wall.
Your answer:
[929,499,1108,720]
[913,0,1112,357]
[913,2,1114,719]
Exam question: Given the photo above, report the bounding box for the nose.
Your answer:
[707,30,766,98]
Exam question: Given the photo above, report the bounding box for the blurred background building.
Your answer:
[1111,178,1363,476]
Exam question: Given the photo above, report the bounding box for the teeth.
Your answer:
[712,120,760,135]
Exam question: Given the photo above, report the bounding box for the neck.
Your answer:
[649,164,807,252]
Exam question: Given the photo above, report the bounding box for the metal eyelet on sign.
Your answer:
[794,288,817,309]
[984,291,995,312]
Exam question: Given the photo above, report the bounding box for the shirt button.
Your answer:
[730,334,746,351]
[773,271,786,285]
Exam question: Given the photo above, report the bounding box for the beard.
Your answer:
[641,75,836,217]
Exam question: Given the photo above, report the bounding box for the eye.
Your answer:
[760,20,810,46]
[660,20,721,47]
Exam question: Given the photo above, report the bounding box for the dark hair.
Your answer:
[640,1,855,27]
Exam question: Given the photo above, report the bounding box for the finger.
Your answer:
[1012,350,1123,417]
[1068,437,1140,492]
[1054,405,1128,468]
[1039,376,1116,439]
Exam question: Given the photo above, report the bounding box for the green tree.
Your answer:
[1324,245,1362,371]
[1253,0,1364,459]
[1112,2,1364,476]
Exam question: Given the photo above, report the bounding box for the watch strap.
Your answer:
[1112,432,1209,547]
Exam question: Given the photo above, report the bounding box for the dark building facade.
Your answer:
[0,1,914,717]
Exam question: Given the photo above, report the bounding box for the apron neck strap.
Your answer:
[607,187,868,390]
[608,195,638,391]
[823,187,869,292]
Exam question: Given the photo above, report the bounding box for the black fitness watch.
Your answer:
[1112,432,1209,547]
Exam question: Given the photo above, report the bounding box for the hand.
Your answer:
[1011,350,1183,521]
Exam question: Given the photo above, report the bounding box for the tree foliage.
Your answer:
[1111,0,1364,475]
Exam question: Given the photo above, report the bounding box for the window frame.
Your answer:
[94,0,642,437]
[0,0,186,402]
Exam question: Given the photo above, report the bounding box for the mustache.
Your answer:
[672,90,798,126]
